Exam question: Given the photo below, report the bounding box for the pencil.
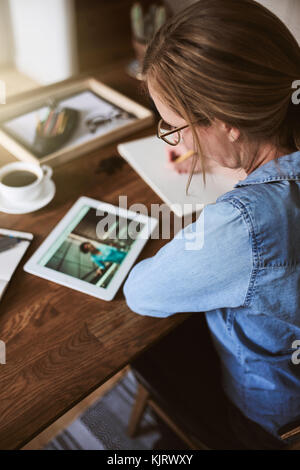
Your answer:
[154,5,166,32]
[174,149,195,164]
[59,112,68,134]
[43,109,54,136]
[131,3,144,40]
[52,111,64,136]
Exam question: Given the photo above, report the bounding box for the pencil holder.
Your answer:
[33,107,79,158]
[127,2,168,80]
[130,37,148,80]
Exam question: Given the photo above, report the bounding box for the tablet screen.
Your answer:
[38,204,144,289]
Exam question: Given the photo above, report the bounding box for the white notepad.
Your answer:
[0,228,33,301]
[118,135,246,217]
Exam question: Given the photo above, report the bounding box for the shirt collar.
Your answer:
[234,150,300,187]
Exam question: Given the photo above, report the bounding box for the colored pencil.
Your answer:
[131,3,144,40]
[42,109,55,136]
[154,5,166,32]
[174,149,195,164]
[59,113,68,134]
[52,111,64,136]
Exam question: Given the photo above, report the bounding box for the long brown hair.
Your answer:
[143,0,300,193]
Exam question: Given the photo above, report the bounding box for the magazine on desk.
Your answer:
[0,228,33,301]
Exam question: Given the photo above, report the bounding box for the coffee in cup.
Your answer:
[0,162,53,204]
[1,170,39,188]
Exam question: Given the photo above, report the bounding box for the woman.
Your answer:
[79,241,126,273]
[123,0,300,447]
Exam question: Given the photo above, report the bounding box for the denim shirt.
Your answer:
[123,151,300,438]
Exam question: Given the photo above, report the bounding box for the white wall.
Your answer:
[257,0,300,44]
[0,0,14,66]
[166,0,300,45]
[8,0,78,84]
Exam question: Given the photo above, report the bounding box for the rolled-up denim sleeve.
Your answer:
[123,201,252,317]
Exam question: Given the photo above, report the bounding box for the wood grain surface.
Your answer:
[0,63,189,450]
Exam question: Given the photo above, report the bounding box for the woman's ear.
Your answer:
[219,121,240,143]
[229,128,240,142]
[229,129,240,142]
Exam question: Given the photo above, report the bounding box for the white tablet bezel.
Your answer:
[23,196,158,301]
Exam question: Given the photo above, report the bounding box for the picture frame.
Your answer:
[0,77,154,167]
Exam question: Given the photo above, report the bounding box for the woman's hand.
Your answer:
[165,143,231,174]
[165,142,202,174]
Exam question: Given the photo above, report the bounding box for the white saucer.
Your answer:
[0,178,56,214]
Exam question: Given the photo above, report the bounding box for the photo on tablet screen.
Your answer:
[38,205,144,289]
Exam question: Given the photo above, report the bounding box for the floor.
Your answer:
[43,370,187,450]
[22,368,129,450]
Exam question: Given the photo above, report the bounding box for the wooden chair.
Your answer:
[127,316,300,450]
[278,422,300,450]
[128,379,300,450]
[128,380,209,450]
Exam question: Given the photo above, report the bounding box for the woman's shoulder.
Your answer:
[181,199,252,252]
[215,181,300,265]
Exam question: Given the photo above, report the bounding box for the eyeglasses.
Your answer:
[157,118,189,146]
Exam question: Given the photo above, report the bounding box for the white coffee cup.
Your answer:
[0,161,53,204]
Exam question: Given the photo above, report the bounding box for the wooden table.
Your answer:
[0,61,189,450]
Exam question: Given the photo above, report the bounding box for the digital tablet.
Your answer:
[24,196,158,301]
